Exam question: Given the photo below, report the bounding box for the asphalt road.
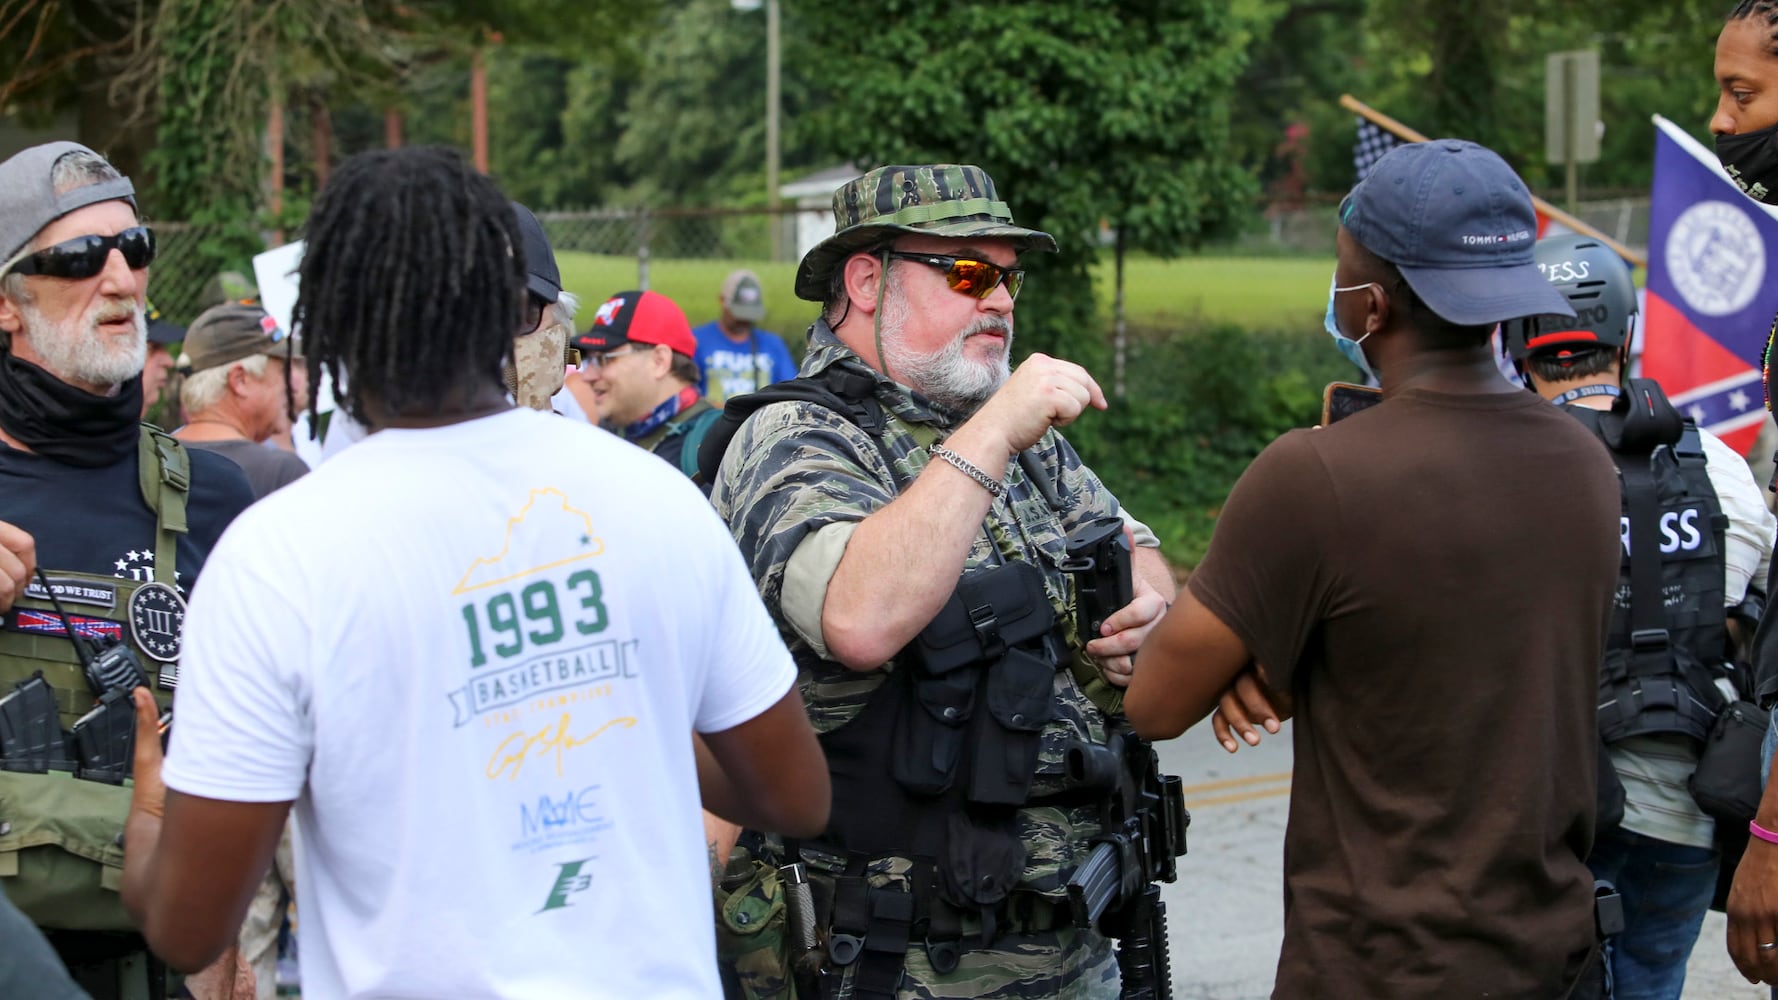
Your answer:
[1153,718,1765,999]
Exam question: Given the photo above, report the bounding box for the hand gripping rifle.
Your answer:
[1061,517,1189,1000]
[30,569,155,782]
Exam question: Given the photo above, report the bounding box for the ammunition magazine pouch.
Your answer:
[0,427,187,933]
[0,770,133,930]
[714,849,799,1000]
[900,560,1060,806]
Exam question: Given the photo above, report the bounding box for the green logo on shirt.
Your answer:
[536,857,595,913]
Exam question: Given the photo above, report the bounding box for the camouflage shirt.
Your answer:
[710,320,1151,895]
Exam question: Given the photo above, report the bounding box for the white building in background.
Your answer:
[780,164,862,262]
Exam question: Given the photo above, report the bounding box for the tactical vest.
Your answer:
[0,426,188,934]
[1565,379,1729,746]
[706,368,1103,994]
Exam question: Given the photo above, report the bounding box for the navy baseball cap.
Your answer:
[511,202,561,303]
[1338,140,1574,326]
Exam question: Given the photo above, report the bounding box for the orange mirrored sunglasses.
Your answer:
[886,252,1025,301]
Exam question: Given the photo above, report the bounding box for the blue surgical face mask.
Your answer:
[1324,275,1381,381]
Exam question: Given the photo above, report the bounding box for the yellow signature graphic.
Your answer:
[453,488,606,595]
[485,712,637,781]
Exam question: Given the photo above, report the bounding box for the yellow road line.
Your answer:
[1176,770,1292,795]
[1183,784,1292,810]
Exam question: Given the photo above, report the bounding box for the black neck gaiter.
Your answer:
[0,352,142,467]
[1716,122,1778,204]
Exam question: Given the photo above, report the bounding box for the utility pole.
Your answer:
[734,0,782,260]
[767,0,782,262]
[471,47,489,173]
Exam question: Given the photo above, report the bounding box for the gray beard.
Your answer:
[881,305,1013,411]
[19,296,146,389]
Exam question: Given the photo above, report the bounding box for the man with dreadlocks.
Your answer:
[118,146,831,997]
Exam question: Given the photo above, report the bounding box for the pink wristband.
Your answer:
[1751,819,1778,846]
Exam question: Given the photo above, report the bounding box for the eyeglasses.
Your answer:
[885,252,1025,301]
[581,344,650,370]
[517,293,548,336]
[4,226,155,280]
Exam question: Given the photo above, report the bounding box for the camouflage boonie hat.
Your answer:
[793,163,1057,301]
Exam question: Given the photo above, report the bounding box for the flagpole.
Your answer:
[1339,94,1648,268]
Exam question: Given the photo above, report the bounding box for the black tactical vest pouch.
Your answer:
[894,562,1055,799]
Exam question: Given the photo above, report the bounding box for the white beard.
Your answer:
[17,295,146,389]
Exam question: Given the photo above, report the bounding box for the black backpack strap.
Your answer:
[672,407,725,480]
[1618,449,1670,676]
[695,369,899,487]
[136,425,190,585]
[1601,378,1684,455]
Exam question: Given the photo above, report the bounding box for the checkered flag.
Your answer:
[1353,118,1400,181]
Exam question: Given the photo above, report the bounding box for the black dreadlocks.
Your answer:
[296,146,524,429]
[1730,1,1778,56]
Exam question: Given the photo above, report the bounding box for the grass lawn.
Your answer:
[556,252,1337,340]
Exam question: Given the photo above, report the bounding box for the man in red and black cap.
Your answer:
[575,289,720,482]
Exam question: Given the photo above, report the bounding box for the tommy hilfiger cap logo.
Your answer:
[1460,229,1532,247]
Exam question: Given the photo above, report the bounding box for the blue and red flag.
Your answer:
[1643,114,1778,456]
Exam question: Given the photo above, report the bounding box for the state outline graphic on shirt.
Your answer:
[452,488,605,595]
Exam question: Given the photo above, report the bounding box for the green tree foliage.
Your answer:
[0,0,141,119]
[789,0,1255,365]
[1288,0,1729,195]
[137,0,264,279]
[478,0,782,210]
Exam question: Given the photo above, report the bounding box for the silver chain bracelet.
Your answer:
[928,444,1007,499]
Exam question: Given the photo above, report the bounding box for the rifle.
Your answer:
[1063,730,1188,999]
[1061,518,1189,1000]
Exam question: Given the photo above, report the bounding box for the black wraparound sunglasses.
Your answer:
[5,226,156,280]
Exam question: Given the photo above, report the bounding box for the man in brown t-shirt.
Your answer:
[1127,140,1622,998]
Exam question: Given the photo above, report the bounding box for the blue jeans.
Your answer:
[1587,827,1720,1000]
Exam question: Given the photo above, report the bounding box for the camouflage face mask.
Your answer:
[506,322,570,410]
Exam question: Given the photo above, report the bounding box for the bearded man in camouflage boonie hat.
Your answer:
[709,163,1179,999]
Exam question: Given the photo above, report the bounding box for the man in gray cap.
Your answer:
[0,141,253,998]
[173,302,310,498]
[1128,140,1622,997]
[691,268,799,405]
[707,164,1176,998]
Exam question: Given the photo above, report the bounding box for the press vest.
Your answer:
[1565,383,1729,745]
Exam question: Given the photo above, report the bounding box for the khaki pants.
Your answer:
[238,823,296,1000]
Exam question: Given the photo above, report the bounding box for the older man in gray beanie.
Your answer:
[0,141,253,999]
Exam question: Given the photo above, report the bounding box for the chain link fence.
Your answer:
[1242,197,1652,257]
[147,222,239,325]
[147,197,1656,325]
[146,207,806,326]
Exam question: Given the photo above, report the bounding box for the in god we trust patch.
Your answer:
[128,582,186,666]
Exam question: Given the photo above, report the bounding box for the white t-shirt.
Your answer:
[163,408,794,999]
